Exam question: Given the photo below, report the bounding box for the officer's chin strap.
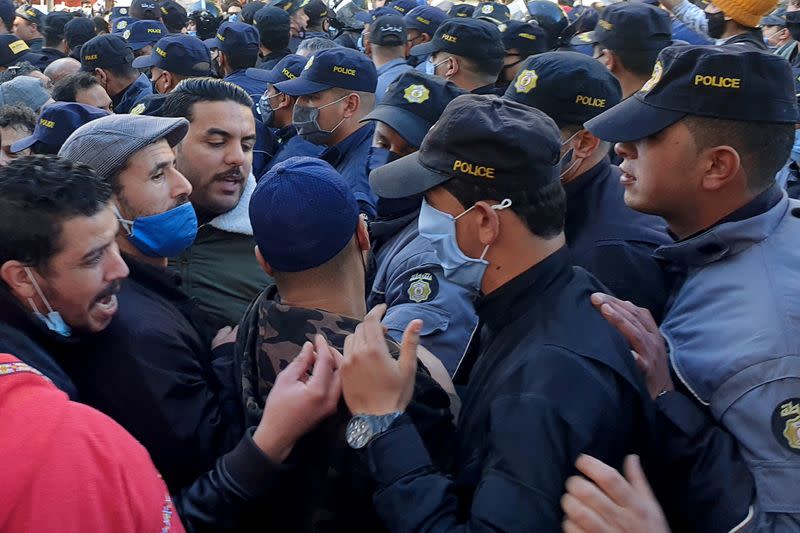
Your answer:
[479,198,513,260]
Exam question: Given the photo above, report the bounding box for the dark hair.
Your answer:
[683,116,795,192]
[0,155,112,270]
[93,15,109,34]
[104,61,138,80]
[0,61,40,83]
[52,71,101,102]
[221,47,258,70]
[442,177,566,239]
[0,104,36,133]
[256,16,291,50]
[160,77,253,121]
[461,55,505,81]
[608,46,663,77]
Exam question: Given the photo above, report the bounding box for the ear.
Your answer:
[572,129,601,159]
[254,246,274,276]
[699,145,741,192]
[276,92,292,111]
[162,71,175,93]
[472,201,503,247]
[602,49,617,73]
[445,56,459,79]
[342,92,361,119]
[0,260,37,301]
[355,216,371,251]
[94,68,108,87]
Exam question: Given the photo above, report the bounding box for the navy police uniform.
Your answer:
[81,35,153,114]
[206,22,268,102]
[363,70,475,374]
[363,95,656,531]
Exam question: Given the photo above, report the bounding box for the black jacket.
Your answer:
[724,29,769,50]
[59,255,243,492]
[563,159,672,322]
[363,248,656,531]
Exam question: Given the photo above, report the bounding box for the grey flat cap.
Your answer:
[58,114,189,180]
[0,76,52,111]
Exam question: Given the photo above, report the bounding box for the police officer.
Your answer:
[246,53,323,176]
[268,0,311,52]
[254,6,292,70]
[37,11,73,69]
[204,21,264,100]
[403,5,447,70]
[585,45,800,530]
[0,34,44,73]
[274,47,380,216]
[571,2,673,99]
[302,0,332,40]
[498,20,547,89]
[123,19,167,58]
[472,1,510,27]
[505,51,671,321]
[409,18,505,94]
[80,34,153,114]
[371,14,414,103]
[10,102,107,155]
[362,70,474,374]
[132,35,212,95]
[340,94,655,531]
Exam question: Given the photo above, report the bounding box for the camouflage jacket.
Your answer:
[234,285,455,533]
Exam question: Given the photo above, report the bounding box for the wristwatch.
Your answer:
[345,411,403,449]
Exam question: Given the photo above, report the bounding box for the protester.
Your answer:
[44,56,81,83]
[763,13,800,64]
[53,71,113,113]
[246,53,324,174]
[371,14,413,102]
[80,34,152,114]
[234,155,454,530]
[659,0,774,47]
[505,51,671,320]
[295,35,339,56]
[13,5,44,51]
[362,70,477,374]
[409,18,505,94]
[274,47,380,216]
[205,21,264,100]
[11,102,107,156]
[0,75,52,112]
[0,103,34,165]
[122,19,167,57]
[585,44,800,530]
[254,6,291,69]
[160,78,270,331]
[132,35,212,95]
[343,94,655,530]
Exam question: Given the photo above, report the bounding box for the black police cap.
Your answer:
[504,51,622,127]
[586,45,799,143]
[370,14,407,46]
[370,94,561,199]
[501,20,548,56]
[449,3,475,18]
[15,4,43,26]
[80,34,134,72]
[570,2,671,50]
[410,18,504,60]
[472,2,510,26]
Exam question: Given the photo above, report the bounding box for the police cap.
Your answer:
[410,18,504,61]
[132,34,212,76]
[570,2,671,50]
[273,47,377,95]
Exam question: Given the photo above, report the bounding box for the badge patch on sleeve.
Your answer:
[772,398,800,454]
[403,271,439,303]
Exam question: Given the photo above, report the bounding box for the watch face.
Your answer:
[346,416,373,449]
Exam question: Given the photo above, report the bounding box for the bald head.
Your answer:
[44,57,81,84]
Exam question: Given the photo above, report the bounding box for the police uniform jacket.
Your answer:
[653,188,800,531]
[320,122,378,217]
[368,210,477,375]
[362,247,654,531]
[113,72,154,114]
[260,123,324,178]
[563,158,672,321]
[225,69,268,104]
[34,46,67,70]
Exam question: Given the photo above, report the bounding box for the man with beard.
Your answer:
[658,0,774,48]
[161,78,271,331]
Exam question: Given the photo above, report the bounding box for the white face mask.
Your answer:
[24,267,71,337]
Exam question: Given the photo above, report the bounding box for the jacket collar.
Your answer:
[654,188,788,268]
[321,123,374,167]
[562,157,610,199]
[207,172,256,236]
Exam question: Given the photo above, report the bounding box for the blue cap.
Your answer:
[80,34,134,71]
[472,2,510,25]
[15,4,43,25]
[274,47,377,95]
[250,156,359,272]
[132,35,212,76]
[355,6,395,23]
[504,51,621,127]
[361,70,465,148]
[403,5,447,34]
[112,16,138,34]
[449,3,475,18]
[204,21,259,55]
[110,5,130,20]
[569,2,671,50]
[410,18,504,60]
[0,34,42,68]
[586,45,799,143]
[11,102,109,154]
[501,20,548,55]
[389,0,417,15]
[245,53,307,84]
[123,20,168,50]
[268,0,311,15]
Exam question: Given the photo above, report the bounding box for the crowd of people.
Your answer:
[0,0,798,530]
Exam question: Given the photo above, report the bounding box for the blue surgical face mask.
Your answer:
[258,91,282,127]
[24,267,72,337]
[115,202,198,258]
[428,56,451,78]
[417,197,512,295]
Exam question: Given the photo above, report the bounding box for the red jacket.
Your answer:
[0,353,185,533]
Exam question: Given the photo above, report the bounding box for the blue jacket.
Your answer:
[362,248,654,531]
[224,69,267,103]
[655,189,800,531]
[260,124,324,178]
[113,73,153,114]
[368,209,478,375]
[321,123,377,217]
[375,58,414,103]
[563,159,671,321]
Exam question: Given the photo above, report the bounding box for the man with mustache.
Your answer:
[57,114,245,492]
[161,78,271,332]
